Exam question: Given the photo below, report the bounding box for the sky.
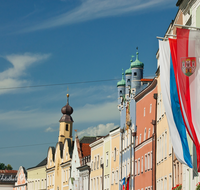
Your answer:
[0,0,178,170]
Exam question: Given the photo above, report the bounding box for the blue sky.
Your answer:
[0,0,178,170]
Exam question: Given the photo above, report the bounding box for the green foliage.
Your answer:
[0,163,13,170]
[196,182,200,190]
[172,184,182,190]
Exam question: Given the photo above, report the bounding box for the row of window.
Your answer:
[91,155,103,171]
[143,103,152,117]
[111,170,118,185]
[47,174,54,187]
[28,179,46,190]
[157,174,172,190]
[157,130,172,164]
[135,152,152,175]
[63,169,69,183]
[157,93,165,121]
[91,176,102,190]
[136,127,153,146]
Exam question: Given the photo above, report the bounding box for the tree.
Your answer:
[6,164,13,170]
[0,163,13,170]
[0,163,5,170]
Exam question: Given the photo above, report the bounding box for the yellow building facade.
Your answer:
[90,137,104,190]
[27,158,47,190]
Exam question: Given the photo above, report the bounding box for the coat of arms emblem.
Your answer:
[181,57,196,77]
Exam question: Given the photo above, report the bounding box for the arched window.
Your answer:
[66,124,68,131]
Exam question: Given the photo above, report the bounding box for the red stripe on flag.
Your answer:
[176,28,200,171]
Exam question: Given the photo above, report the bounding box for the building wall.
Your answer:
[27,166,46,190]
[156,74,173,190]
[104,136,110,190]
[110,129,120,190]
[135,79,157,190]
[90,138,104,190]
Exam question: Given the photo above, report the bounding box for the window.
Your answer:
[164,177,167,190]
[114,148,117,161]
[91,161,93,171]
[162,134,164,160]
[139,134,142,144]
[144,107,146,116]
[148,153,150,170]
[150,152,152,169]
[66,124,68,131]
[91,179,93,190]
[115,170,118,183]
[144,128,146,141]
[134,72,137,76]
[112,171,114,185]
[150,104,152,113]
[138,158,140,175]
[106,152,109,167]
[169,134,172,156]
[169,174,172,190]
[136,136,138,146]
[141,156,143,173]
[148,128,151,138]
[165,131,167,159]
[127,79,130,83]
[97,177,99,190]
[145,154,147,171]
[94,156,96,170]
[97,155,99,169]
[66,169,68,181]
[135,160,137,176]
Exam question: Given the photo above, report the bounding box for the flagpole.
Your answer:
[174,24,200,30]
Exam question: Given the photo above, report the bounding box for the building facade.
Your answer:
[0,170,17,190]
[13,166,27,190]
[90,137,104,190]
[134,78,157,190]
[27,158,47,190]
[117,50,153,190]
[46,94,73,190]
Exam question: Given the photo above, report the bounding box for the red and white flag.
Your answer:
[170,28,200,171]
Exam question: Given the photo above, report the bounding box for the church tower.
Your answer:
[58,94,73,144]
[117,70,126,106]
[131,48,144,93]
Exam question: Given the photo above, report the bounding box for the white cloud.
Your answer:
[78,123,118,137]
[0,100,119,130]
[73,101,119,124]
[0,53,51,95]
[21,0,174,33]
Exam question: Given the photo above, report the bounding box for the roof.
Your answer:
[117,71,126,87]
[80,143,91,157]
[79,136,97,144]
[131,51,144,68]
[0,170,18,174]
[36,158,47,167]
[141,78,153,82]
[109,126,120,133]
[176,0,183,6]
[27,158,47,170]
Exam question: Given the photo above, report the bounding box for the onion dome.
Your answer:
[117,69,126,87]
[131,49,144,68]
[125,56,134,75]
[59,94,73,122]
